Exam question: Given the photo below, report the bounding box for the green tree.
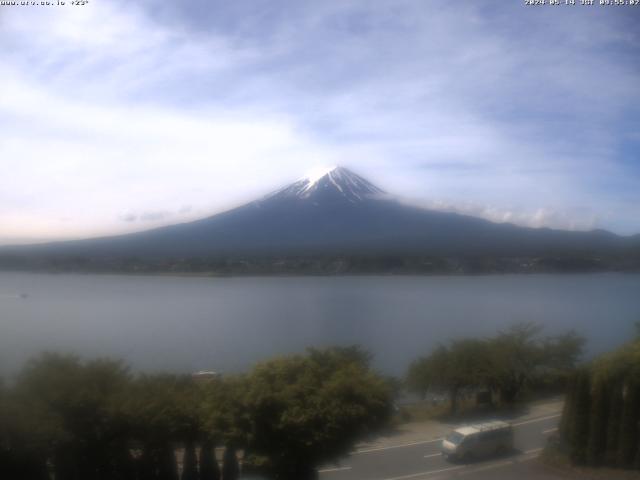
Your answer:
[586,378,608,466]
[408,324,585,412]
[618,380,640,468]
[241,347,392,480]
[488,323,544,403]
[0,378,49,480]
[12,353,134,480]
[406,340,492,414]
[559,336,640,470]
[559,372,576,444]
[542,330,585,371]
[605,381,624,466]
[125,374,197,480]
[406,356,434,400]
[568,369,591,465]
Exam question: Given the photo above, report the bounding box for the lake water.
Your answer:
[1,272,639,377]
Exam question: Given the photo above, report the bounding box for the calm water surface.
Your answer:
[1,272,639,376]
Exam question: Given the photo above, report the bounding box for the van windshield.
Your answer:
[446,432,465,445]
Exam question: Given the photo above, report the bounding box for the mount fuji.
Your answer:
[2,166,638,271]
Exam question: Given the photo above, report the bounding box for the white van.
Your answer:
[441,420,513,462]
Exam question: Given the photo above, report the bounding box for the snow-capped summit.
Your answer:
[7,165,632,262]
[266,166,385,204]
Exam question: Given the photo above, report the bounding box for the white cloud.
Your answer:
[0,71,336,242]
[400,197,600,232]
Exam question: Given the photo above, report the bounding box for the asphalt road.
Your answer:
[318,413,562,480]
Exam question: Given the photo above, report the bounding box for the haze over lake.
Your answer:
[1,272,639,377]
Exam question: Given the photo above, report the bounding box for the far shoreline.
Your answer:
[1,268,639,279]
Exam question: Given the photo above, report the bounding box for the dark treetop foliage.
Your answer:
[239,346,392,480]
[407,323,585,413]
[1,346,392,480]
[560,333,640,470]
[11,353,134,480]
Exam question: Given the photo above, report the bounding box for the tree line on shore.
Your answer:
[558,328,640,470]
[0,346,391,480]
[405,322,586,413]
[3,252,638,276]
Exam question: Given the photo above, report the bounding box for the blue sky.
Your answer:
[1,0,639,244]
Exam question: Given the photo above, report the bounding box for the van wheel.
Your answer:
[463,452,474,463]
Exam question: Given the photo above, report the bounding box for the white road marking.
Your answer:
[318,466,352,473]
[542,427,558,434]
[522,454,540,460]
[524,447,543,455]
[423,453,441,458]
[353,438,443,455]
[369,443,546,480]
[384,450,544,480]
[512,413,561,427]
[455,454,539,477]
[460,459,513,474]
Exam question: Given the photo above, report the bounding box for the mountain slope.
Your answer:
[2,166,638,262]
